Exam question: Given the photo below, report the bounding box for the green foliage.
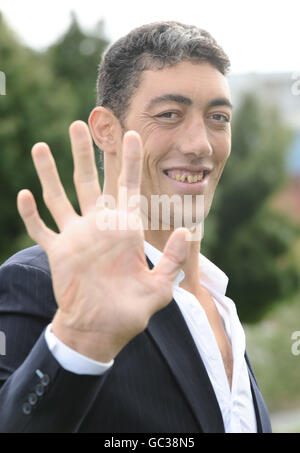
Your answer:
[202,93,300,323]
[0,13,107,262]
[245,286,300,414]
[47,12,109,122]
[0,13,74,260]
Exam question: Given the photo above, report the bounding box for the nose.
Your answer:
[177,117,213,157]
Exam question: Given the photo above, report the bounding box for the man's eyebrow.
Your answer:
[146,94,192,110]
[146,94,233,110]
[208,97,233,110]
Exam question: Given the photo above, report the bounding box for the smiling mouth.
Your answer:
[163,169,210,184]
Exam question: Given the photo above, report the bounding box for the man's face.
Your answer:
[120,61,232,226]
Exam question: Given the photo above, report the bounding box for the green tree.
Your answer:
[202,93,300,323]
[47,12,109,123]
[47,12,109,180]
[0,12,109,263]
[0,13,76,261]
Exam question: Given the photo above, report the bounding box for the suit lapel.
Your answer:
[145,255,272,433]
[146,256,225,433]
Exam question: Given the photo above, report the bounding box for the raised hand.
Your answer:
[17,121,191,363]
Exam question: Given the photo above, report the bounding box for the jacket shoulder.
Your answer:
[1,245,50,275]
[0,245,56,319]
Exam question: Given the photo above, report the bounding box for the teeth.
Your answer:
[167,171,204,183]
[187,175,200,183]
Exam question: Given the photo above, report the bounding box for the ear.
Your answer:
[88,106,123,154]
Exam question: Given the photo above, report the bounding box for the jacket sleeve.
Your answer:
[0,260,111,433]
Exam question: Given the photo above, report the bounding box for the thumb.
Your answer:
[153,227,191,285]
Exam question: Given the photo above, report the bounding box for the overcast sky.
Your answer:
[0,0,299,74]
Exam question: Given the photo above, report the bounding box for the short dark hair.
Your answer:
[96,21,230,168]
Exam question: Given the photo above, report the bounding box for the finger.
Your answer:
[32,142,77,231]
[17,189,57,250]
[151,228,191,307]
[118,131,143,210]
[69,121,101,215]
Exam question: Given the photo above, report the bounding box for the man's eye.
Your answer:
[156,112,178,119]
[210,113,230,123]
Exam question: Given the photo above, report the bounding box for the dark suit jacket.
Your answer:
[0,245,272,433]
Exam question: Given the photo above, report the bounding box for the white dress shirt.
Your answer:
[45,240,257,433]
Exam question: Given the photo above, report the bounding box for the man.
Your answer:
[0,21,272,433]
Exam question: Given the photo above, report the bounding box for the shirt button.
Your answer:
[22,402,32,415]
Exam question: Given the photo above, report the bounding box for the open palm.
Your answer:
[17,121,190,362]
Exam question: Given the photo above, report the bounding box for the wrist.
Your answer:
[51,310,116,363]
